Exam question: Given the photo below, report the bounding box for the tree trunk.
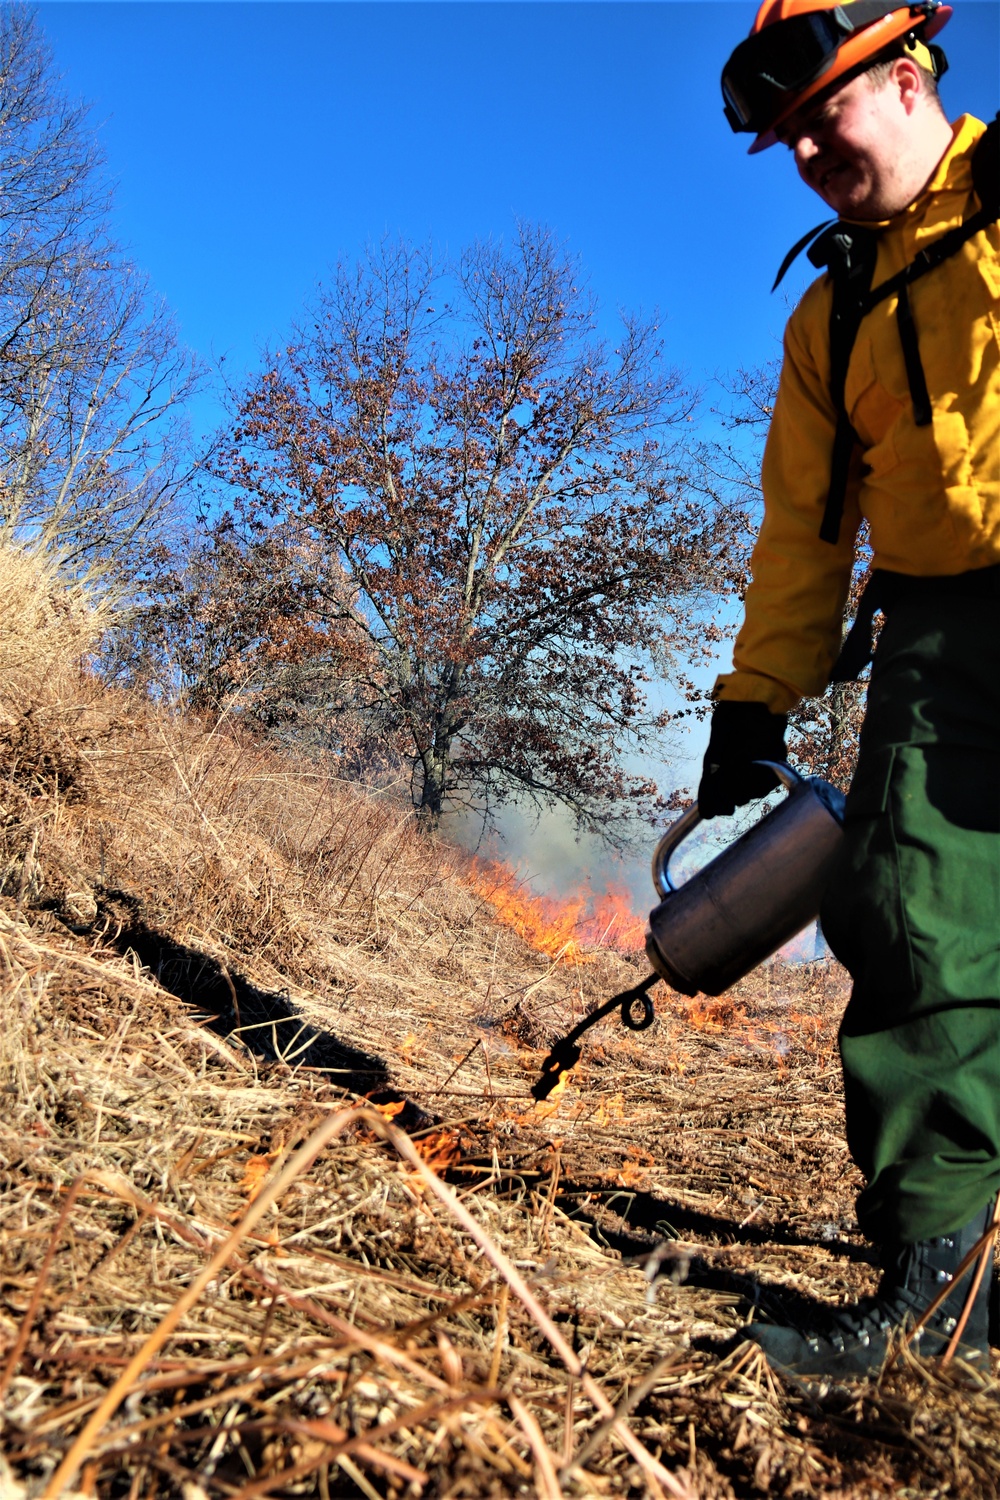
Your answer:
[417,741,450,826]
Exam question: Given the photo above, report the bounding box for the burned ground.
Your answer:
[0,549,997,1499]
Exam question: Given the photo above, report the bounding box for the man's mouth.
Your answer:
[818,161,849,191]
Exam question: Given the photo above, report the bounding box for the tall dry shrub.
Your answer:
[0,543,103,710]
[0,543,451,981]
[0,543,107,905]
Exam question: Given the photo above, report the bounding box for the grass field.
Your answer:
[1,547,996,1499]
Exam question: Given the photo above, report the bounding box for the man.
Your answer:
[701,0,999,1376]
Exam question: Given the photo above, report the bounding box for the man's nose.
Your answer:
[794,133,821,171]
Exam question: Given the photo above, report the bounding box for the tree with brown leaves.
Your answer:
[119,514,379,780]
[211,228,739,833]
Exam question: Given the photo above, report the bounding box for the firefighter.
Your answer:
[701,0,999,1376]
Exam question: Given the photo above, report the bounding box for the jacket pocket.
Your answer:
[845,325,904,466]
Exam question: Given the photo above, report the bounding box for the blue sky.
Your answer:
[38,1,999,433]
[34,1,1000,897]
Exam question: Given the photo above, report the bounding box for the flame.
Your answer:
[615,1145,656,1189]
[532,1066,574,1120]
[415,1128,464,1172]
[238,1153,275,1201]
[492,1085,592,1128]
[578,882,647,952]
[547,1068,572,1103]
[468,860,645,964]
[235,1151,290,1233]
[668,991,835,1066]
[399,1032,422,1065]
[372,1099,406,1121]
[673,994,749,1034]
[592,1092,631,1128]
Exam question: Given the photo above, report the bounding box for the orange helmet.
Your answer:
[722,0,952,153]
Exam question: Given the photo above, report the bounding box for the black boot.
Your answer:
[742,1198,998,1379]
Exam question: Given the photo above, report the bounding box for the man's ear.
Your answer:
[893,56,925,116]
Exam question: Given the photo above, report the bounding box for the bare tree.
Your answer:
[206,228,740,834]
[0,5,199,578]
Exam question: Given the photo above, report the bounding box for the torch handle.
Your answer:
[651,760,803,901]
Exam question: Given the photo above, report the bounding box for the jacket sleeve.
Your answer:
[713,284,861,714]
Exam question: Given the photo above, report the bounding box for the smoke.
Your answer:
[444,797,662,921]
[441,724,708,919]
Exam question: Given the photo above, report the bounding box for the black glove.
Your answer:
[697,700,789,819]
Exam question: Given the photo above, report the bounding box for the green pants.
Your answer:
[820,591,1000,1246]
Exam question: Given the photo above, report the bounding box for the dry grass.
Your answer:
[0,544,997,1499]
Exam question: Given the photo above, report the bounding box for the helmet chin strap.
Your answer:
[901,30,949,81]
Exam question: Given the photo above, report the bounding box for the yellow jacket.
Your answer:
[714,114,1000,715]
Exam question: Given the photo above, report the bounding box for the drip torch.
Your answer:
[532,762,845,1099]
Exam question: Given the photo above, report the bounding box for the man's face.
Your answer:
[777,71,913,220]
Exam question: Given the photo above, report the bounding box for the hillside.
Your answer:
[0,548,996,1500]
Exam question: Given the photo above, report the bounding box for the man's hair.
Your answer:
[864,45,944,110]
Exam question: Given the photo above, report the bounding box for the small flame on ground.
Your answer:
[372,1099,406,1122]
[468,858,645,963]
[592,1092,633,1128]
[532,1066,574,1120]
[414,1128,464,1172]
[237,1153,275,1201]
[399,1032,421,1065]
[615,1145,656,1189]
[669,992,835,1065]
[674,995,749,1034]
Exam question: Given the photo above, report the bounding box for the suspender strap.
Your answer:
[852,113,999,444]
[851,209,994,439]
[895,281,933,428]
[829,570,885,683]
[820,410,862,544]
[772,217,835,292]
[809,224,880,548]
[868,204,998,312]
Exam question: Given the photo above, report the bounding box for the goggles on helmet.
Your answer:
[722,0,946,135]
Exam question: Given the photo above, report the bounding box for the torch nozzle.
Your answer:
[529,973,658,1102]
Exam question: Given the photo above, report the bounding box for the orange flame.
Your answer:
[372,1099,406,1121]
[592,1092,632,1128]
[415,1128,464,1172]
[399,1032,422,1065]
[238,1153,275,1201]
[669,992,835,1066]
[579,883,647,952]
[615,1145,656,1189]
[468,860,645,964]
[673,994,749,1034]
[532,1066,574,1121]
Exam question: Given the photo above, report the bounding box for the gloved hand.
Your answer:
[697,700,789,818]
